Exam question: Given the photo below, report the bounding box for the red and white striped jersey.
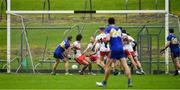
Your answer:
[73,41,82,57]
[95,33,110,52]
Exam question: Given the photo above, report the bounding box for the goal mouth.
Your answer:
[4,0,172,74]
[4,12,174,74]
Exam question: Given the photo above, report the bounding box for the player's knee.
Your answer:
[124,68,131,75]
[84,61,91,66]
[104,67,110,73]
[104,65,110,70]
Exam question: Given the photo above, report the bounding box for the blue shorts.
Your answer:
[171,49,180,58]
[53,46,65,60]
[110,48,126,60]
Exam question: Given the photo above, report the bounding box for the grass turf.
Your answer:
[0,74,180,89]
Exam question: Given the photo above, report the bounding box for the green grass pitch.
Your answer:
[0,74,180,89]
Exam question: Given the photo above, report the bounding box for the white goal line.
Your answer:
[7,10,166,14]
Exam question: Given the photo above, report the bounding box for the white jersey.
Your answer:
[73,41,82,57]
[87,43,93,50]
[124,43,134,52]
[122,33,128,37]
[127,35,136,47]
[122,33,136,48]
[95,43,101,57]
[128,35,135,42]
[95,33,110,52]
[122,33,138,56]
[123,34,134,52]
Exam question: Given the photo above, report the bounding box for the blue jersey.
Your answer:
[105,25,123,51]
[167,34,180,52]
[59,39,71,50]
[53,39,71,59]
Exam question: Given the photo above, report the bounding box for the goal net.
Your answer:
[3,0,177,74]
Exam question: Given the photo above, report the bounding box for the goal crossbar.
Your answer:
[7,10,166,14]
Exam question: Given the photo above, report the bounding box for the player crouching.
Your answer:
[51,36,73,75]
[72,34,92,75]
[82,36,103,75]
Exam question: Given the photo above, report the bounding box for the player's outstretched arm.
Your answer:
[160,41,170,54]
[65,47,73,59]
[82,45,89,55]
[89,47,98,56]
[91,39,98,51]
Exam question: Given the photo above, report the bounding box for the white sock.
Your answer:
[140,68,144,72]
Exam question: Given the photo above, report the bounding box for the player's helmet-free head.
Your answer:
[108,17,115,25]
[119,27,123,30]
[122,29,126,34]
[76,34,83,41]
[67,36,72,41]
[90,36,95,43]
[99,26,105,31]
[169,28,174,33]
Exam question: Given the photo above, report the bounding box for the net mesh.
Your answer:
[7,13,166,72]
[0,12,179,73]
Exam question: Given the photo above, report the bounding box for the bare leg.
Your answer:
[100,56,105,66]
[95,59,104,74]
[120,58,132,87]
[128,55,138,69]
[103,59,112,82]
[103,52,113,82]
[52,59,60,74]
[116,60,122,69]
[112,60,121,75]
[85,57,93,73]
[96,59,104,68]
[134,56,144,73]
[79,60,90,75]
[88,63,92,72]
[97,58,105,69]
[134,57,141,68]
[64,60,69,73]
[80,65,88,75]
[121,58,131,79]
[173,57,180,70]
[96,53,112,86]
[172,56,180,75]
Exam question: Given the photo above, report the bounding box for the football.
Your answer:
[71,64,78,69]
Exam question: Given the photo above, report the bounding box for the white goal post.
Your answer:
[6,0,170,73]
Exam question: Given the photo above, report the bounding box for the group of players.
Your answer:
[51,17,180,87]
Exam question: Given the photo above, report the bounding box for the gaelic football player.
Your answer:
[96,17,132,87]
[51,36,73,75]
[161,28,180,76]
